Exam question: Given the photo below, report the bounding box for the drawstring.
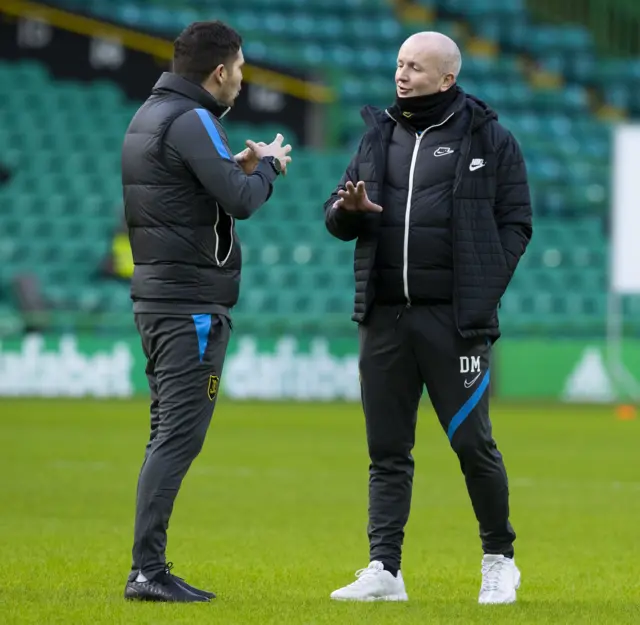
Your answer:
[395,303,410,325]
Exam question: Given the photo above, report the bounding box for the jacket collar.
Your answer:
[360,87,496,134]
[152,72,230,119]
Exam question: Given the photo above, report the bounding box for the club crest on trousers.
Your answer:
[207,375,220,401]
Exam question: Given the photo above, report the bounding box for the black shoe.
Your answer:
[124,569,210,603]
[165,562,216,600]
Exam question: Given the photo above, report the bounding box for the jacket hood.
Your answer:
[152,72,231,119]
[464,93,498,130]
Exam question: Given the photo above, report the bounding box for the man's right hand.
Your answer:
[246,133,292,175]
[333,181,383,213]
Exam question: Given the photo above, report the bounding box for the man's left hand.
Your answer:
[235,141,267,174]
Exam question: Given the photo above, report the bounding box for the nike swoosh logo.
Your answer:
[464,372,482,388]
[469,163,485,171]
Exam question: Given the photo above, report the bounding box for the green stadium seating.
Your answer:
[1,0,632,336]
[0,53,617,335]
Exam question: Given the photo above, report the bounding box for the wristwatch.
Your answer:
[265,156,282,176]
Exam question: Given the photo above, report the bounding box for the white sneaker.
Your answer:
[478,554,521,604]
[330,561,408,602]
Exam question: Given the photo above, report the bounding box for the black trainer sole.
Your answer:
[124,583,210,603]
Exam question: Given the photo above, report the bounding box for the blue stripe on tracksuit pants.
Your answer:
[358,303,515,572]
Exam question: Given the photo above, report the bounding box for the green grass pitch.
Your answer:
[1,398,639,624]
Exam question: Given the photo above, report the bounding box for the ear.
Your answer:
[440,74,455,91]
[210,63,226,84]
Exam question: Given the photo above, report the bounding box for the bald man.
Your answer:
[324,32,532,604]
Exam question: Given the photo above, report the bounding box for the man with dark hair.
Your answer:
[172,21,243,99]
[325,32,532,604]
[121,20,291,603]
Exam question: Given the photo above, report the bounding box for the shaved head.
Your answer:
[395,31,462,98]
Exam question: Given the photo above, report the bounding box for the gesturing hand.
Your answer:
[245,133,292,175]
[235,141,267,175]
[333,181,383,213]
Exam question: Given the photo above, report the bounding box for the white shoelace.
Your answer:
[481,559,507,593]
[348,562,385,587]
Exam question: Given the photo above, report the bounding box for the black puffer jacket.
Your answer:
[324,90,532,339]
[122,73,278,315]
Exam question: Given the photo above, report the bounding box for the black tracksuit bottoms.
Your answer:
[130,313,231,579]
[359,303,515,571]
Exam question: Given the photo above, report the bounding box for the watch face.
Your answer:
[272,157,281,173]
